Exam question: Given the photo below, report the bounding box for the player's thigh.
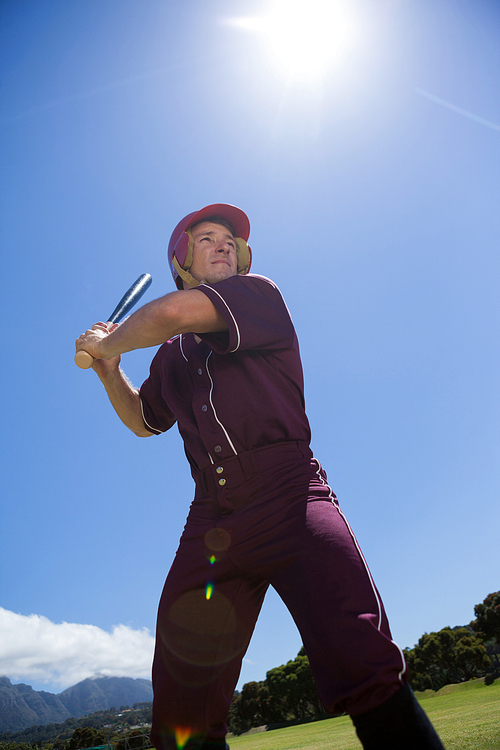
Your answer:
[270,497,390,642]
[156,522,268,668]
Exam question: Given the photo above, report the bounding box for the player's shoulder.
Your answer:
[243,274,289,309]
[239,272,278,287]
[199,274,292,325]
[220,274,293,323]
[224,273,282,295]
[199,273,284,302]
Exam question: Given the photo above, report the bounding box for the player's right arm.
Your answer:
[96,363,153,438]
[86,323,153,437]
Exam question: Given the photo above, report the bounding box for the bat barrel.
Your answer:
[108,273,152,324]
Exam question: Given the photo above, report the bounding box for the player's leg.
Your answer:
[266,461,444,747]
[150,513,268,750]
[351,682,445,749]
[270,490,407,715]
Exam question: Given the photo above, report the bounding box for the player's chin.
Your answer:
[206,266,237,284]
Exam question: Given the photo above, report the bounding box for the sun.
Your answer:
[227,0,360,81]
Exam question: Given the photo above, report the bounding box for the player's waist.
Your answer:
[194,440,312,495]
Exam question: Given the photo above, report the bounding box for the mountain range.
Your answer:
[0,676,153,733]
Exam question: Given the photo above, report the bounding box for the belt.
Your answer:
[195,440,312,495]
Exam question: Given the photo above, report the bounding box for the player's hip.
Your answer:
[189,441,335,519]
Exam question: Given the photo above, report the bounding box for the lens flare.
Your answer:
[204,527,231,551]
[174,726,192,749]
[209,555,216,565]
[163,589,245,668]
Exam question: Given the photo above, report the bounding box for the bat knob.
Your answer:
[75,350,94,369]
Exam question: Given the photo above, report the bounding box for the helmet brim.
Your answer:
[183,203,250,241]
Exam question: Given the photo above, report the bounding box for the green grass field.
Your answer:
[228,679,500,750]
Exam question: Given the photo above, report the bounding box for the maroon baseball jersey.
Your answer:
[139,274,311,474]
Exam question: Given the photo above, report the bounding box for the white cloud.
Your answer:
[0,608,154,691]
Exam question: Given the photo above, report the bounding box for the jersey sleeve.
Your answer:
[139,344,177,434]
[196,274,295,354]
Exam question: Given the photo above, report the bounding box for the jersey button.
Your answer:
[201,404,208,412]
[218,478,226,486]
[214,445,222,453]
[198,368,202,375]
[216,466,224,474]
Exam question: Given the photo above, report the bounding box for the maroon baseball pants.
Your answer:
[150,442,407,750]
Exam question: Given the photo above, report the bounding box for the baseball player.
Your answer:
[76,204,445,750]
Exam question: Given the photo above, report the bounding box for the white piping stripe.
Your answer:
[198,284,241,352]
[395,643,408,681]
[313,459,407,682]
[179,334,188,362]
[205,351,238,455]
[139,397,162,434]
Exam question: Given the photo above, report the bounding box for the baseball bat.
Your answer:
[75,273,153,369]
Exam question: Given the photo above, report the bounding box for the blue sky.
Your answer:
[1,0,499,696]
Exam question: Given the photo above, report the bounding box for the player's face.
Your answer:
[188,221,238,286]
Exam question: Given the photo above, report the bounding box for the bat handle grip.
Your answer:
[74,350,94,369]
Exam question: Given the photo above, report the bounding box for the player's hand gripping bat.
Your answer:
[75,273,152,369]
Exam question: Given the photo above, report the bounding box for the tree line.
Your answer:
[404,590,500,691]
[1,592,498,747]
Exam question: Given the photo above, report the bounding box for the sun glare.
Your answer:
[228,0,360,80]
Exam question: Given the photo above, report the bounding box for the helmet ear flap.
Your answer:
[235,238,252,275]
[172,229,199,288]
[173,231,190,269]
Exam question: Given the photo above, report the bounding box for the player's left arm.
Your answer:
[76,289,226,361]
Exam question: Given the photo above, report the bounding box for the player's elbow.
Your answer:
[133,427,154,438]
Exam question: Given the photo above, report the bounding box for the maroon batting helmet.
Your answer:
[168,203,252,289]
